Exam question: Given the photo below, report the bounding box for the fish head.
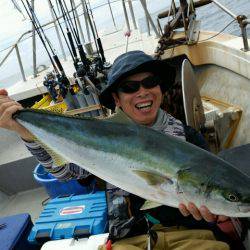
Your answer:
[177,159,250,217]
[210,170,250,217]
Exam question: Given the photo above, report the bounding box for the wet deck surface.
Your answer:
[0,187,48,222]
[0,129,32,165]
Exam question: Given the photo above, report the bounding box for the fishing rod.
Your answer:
[11,0,26,19]
[21,0,80,104]
[20,0,58,74]
[61,0,79,44]
[56,0,90,72]
[83,1,101,60]
[50,0,103,108]
[69,0,90,69]
[85,0,106,64]
[22,0,67,77]
[70,0,80,43]
[57,0,78,70]
[62,0,110,111]
[87,0,106,64]
[48,0,77,68]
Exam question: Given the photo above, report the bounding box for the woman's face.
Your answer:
[112,72,163,126]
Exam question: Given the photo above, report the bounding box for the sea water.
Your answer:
[0,0,249,89]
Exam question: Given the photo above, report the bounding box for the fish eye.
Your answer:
[226,193,239,202]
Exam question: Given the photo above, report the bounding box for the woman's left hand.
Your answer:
[178,202,228,222]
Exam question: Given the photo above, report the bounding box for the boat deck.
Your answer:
[0,187,47,222]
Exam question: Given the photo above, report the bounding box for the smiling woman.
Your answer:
[112,72,163,126]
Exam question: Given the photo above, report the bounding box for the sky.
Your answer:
[0,0,171,51]
[0,0,51,49]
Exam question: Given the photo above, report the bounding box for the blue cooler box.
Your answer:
[0,213,39,250]
[28,191,107,244]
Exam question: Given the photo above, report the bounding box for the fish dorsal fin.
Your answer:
[140,200,163,210]
[105,108,134,125]
[33,136,69,166]
[133,170,173,186]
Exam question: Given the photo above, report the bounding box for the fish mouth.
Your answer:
[238,204,250,213]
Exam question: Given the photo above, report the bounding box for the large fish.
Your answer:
[14,109,250,217]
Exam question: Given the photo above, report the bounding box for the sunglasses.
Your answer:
[117,75,162,94]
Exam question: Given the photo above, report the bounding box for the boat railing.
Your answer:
[158,0,249,52]
[0,0,160,85]
[0,2,85,83]
[212,0,250,51]
[211,0,249,51]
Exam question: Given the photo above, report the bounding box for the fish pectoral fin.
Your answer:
[133,170,173,186]
[34,137,69,166]
[140,200,163,210]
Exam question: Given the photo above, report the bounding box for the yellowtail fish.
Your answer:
[14,109,250,217]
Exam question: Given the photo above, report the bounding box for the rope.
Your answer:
[198,19,236,42]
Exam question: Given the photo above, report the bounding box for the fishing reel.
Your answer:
[74,63,87,79]
[43,72,58,102]
[57,74,70,99]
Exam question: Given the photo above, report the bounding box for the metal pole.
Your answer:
[15,45,26,82]
[47,0,66,61]
[212,0,249,51]
[139,0,160,38]
[107,0,117,30]
[243,19,250,25]
[212,0,237,19]
[31,0,37,77]
[122,0,130,32]
[143,0,150,36]
[72,0,85,44]
[128,0,137,30]
[240,25,249,51]
[157,18,163,36]
[239,16,249,51]
[81,0,91,42]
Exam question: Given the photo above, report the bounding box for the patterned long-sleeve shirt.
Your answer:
[24,140,91,181]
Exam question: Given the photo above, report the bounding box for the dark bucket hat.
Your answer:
[99,50,176,110]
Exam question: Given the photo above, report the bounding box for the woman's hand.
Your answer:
[179,202,228,222]
[0,89,33,141]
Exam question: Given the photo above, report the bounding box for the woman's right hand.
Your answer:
[0,89,33,141]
